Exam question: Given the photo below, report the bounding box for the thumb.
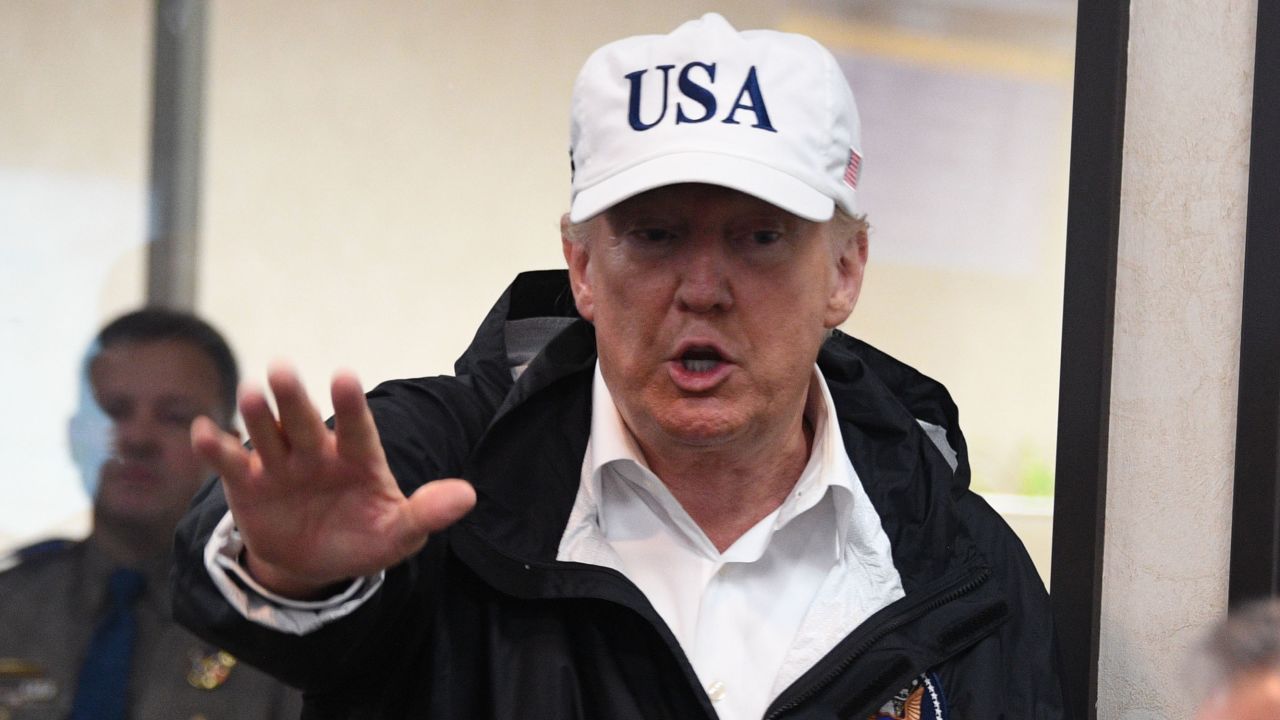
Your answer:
[400,478,477,546]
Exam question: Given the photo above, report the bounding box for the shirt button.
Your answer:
[707,680,726,703]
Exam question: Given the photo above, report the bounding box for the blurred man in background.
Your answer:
[0,309,300,720]
[1192,599,1280,720]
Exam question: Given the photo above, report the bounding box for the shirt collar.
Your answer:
[587,363,652,482]
[585,362,860,556]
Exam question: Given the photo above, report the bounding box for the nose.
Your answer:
[675,236,734,314]
[113,413,160,459]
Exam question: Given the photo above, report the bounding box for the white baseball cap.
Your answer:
[568,13,863,223]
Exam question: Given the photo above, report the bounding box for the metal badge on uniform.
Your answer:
[0,658,59,715]
[868,672,947,720]
[186,649,237,690]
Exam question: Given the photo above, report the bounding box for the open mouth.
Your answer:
[680,346,724,373]
[668,342,733,392]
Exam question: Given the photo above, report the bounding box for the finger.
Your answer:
[400,479,477,550]
[238,381,288,469]
[192,415,253,487]
[331,370,386,465]
[268,363,328,455]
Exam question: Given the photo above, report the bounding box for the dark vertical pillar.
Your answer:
[1050,1,1130,717]
[146,0,206,310]
[1228,1,1280,607]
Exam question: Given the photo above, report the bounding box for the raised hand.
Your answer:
[191,364,476,599]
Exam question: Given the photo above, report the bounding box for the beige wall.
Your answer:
[198,1,786,408]
[194,3,1071,585]
[3,2,1072,586]
[4,2,1071,581]
[1097,0,1256,716]
[0,1,150,548]
[199,2,1072,508]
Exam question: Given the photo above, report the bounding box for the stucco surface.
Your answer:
[1098,1,1256,717]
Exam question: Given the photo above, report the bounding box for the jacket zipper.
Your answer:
[762,566,993,720]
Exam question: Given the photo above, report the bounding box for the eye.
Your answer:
[156,401,201,428]
[629,227,678,244]
[729,223,796,266]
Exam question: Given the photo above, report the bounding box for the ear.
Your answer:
[824,225,869,329]
[561,213,596,322]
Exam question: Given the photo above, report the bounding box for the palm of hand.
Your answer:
[192,366,475,599]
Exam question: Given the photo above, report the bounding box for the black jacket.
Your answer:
[173,270,1065,719]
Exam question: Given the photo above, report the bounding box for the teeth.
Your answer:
[682,358,719,372]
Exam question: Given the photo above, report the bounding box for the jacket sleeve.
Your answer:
[171,375,494,692]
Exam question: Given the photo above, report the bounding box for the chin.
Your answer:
[655,405,746,447]
[95,490,170,527]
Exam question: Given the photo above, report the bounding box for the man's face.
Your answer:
[1196,671,1280,720]
[563,183,866,454]
[88,339,227,532]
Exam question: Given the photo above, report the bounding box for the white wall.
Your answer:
[197,1,788,409]
[198,2,1074,507]
[0,1,151,550]
[2,2,1072,587]
[1097,1,1257,716]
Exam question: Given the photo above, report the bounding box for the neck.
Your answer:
[640,411,814,553]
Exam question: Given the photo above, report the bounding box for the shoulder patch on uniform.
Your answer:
[868,672,947,720]
[0,538,76,573]
[17,538,76,562]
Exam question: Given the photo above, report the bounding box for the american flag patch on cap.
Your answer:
[843,148,862,190]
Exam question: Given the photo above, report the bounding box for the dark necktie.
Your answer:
[69,567,147,720]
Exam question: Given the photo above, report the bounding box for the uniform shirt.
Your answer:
[204,365,906,719]
[0,537,301,720]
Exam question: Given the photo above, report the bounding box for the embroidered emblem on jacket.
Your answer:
[869,672,946,720]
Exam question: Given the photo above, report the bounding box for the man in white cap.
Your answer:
[175,14,1064,720]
